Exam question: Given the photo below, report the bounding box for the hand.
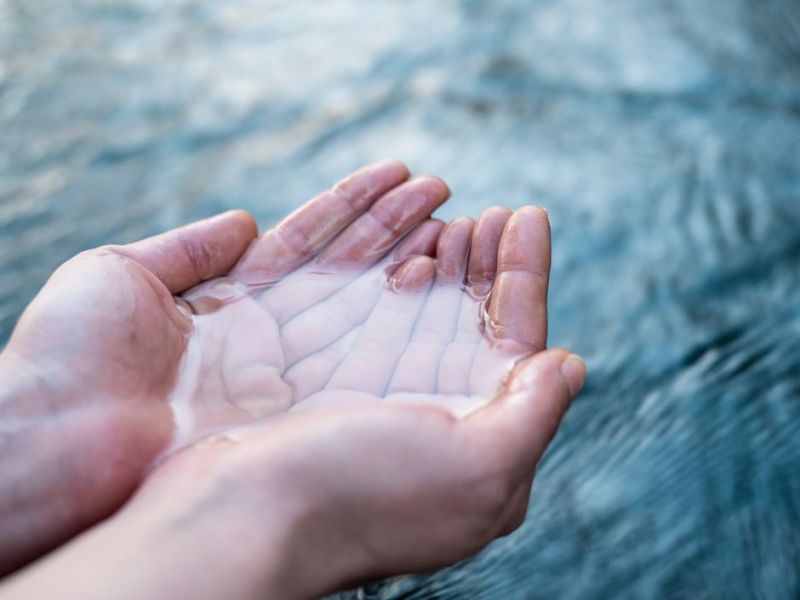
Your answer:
[0,352,586,600]
[0,197,586,600]
[0,160,444,573]
[174,201,552,442]
[0,207,257,574]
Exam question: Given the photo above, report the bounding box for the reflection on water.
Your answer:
[2,0,800,598]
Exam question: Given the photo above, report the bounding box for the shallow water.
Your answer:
[2,0,800,598]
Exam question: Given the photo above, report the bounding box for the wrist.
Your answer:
[122,441,362,599]
[1,465,312,600]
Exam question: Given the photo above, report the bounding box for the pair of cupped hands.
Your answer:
[0,161,585,599]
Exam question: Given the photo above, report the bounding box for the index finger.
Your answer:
[231,159,410,283]
[317,176,450,268]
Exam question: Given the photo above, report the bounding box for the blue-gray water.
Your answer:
[2,1,799,598]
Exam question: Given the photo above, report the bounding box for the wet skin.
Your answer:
[0,161,585,598]
[172,203,551,439]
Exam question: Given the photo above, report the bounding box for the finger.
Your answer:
[488,206,551,352]
[390,255,439,292]
[384,218,445,279]
[390,218,445,262]
[468,206,513,297]
[259,214,442,326]
[327,256,435,396]
[114,210,258,294]
[388,219,473,394]
[435,217,474,283]
[318,176,450,268]
[231,159,410,283]
[259,217,442,326]
[436,215,485,396]
[466,349,586,473]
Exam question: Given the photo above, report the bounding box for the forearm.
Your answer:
[0,506,271,599]
[0,455,330,600]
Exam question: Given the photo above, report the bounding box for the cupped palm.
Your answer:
[177,205,550,444]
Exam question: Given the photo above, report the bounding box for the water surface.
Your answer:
[2,1,799,598]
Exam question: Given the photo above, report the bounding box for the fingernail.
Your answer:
[560,354,586,397]
[470,281,492,297]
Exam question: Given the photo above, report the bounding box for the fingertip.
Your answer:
[560,353,587,397]
[371,158,411,180]
[481,205,514,220]
[371,159,412,188]
[506,204,550,237]
[332,159,411,200]
[415,174,451,199]
[439,216,474,242]
[517,204,549,217]
[221,209,259,240]
[442,217,475,243]
[508,348,585,400]
[390,255,436,292]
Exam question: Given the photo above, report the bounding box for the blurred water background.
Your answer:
[2,0,800,598]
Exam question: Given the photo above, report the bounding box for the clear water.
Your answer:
[167,256,521,450]
[2,1,800,598]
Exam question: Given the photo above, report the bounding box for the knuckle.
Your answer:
[179,235,216,280]
[364,209,403,237]
[274,221,314,257]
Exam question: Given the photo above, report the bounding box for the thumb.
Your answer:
[114,210,259,293]
[467,348,586,470]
